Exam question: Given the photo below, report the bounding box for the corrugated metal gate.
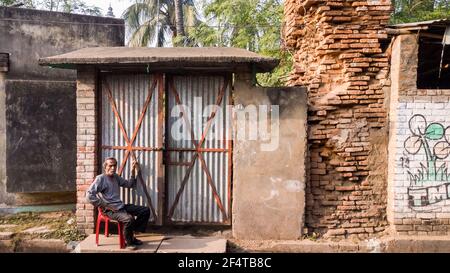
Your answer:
[166,75,232,224]
[100,73,232,225]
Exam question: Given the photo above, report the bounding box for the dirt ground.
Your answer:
[0,210,87,245]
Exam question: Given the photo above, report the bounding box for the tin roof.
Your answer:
[389,19,450,29]
[39,47,280,73]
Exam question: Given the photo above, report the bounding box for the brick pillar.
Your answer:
[75,66,98,234]
[284,0,392,239]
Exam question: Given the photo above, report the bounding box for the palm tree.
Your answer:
[174,0,186,42]
[123,0,199,47]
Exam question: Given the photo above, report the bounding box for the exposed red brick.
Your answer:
[284,0,390,238]
[75,67,98,234]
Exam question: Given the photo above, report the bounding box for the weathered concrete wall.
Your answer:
[0,71,15,205]
[388,34,450,235]
[284,0,391,239]
[232,73,307,240]
[0,7,124,204]
[0,7,124,81]
[5,80,76,193]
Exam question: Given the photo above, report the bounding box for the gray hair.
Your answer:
[103,157,117,170]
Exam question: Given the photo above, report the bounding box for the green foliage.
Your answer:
[0,211,87,244]
[0,212,41,226]
[391,0,450,24]
[193,0,290,86]
[257,50,293,87]
[0,0,34,7]
[0,0,101,15]
[195,0,282,50]
[0,0,17,6]
[56,0,102,16]
[41,218,87,243]
[123,0,289,85]
[303,232,320,241]
[123,0,201,47]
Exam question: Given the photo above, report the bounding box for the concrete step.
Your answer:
[0,240,14,253]
[0,232,14,240]
[384,236,450,253]
[15,239,68,253]
[77,234,227,253]
[157,235,227,253]
[229,236,450,253]
[0,238,69,253]
[77,234,164,253]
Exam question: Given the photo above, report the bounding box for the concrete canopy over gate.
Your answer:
[39,47,279,72]
[40,47,307,240]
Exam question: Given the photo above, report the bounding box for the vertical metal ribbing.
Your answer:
[101,74,159,222]
[167,75,231,224]
[101,73,231,225]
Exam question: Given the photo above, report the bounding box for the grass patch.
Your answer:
[0,211,87,243]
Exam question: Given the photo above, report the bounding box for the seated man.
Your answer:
[86,157,150,250]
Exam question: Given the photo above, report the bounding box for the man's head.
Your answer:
[103,157,117,177]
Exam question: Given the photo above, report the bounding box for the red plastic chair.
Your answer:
[95,207,126,249]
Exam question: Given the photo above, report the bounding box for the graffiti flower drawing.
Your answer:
[404,114,450,184]
[403,114,450,209]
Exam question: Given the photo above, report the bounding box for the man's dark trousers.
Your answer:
[103,204,150,245]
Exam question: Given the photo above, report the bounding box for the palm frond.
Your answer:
[128,18,158,47]
[123,0,201,47]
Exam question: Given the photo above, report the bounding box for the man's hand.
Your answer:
[131,160,140,177]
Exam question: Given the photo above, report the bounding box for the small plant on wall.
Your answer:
[403,114,450,209]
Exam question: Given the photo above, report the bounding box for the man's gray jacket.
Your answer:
[86,174,137,211]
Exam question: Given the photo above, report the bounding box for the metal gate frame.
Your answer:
[164,73,233,225]
[98,72,233,226]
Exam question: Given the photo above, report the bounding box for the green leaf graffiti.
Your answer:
[425,123,445,140]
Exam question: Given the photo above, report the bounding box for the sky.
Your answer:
[83,0,132,18]
[83,0,205,19]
